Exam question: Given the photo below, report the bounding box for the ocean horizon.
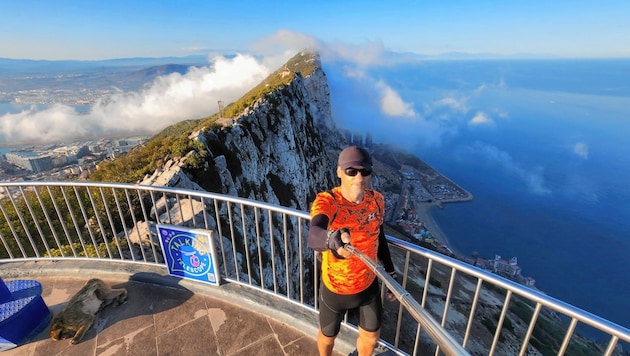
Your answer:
[327,58,630,333]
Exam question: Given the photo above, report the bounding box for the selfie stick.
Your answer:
[344,245,469,356]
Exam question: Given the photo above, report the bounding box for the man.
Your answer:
[308,146,397,356]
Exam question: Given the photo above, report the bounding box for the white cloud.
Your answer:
[376,81,416,117]
[0,31,486,150]
[573,142,589,159]
[0,54,271,143]
[250,30,322,69]
[341,65,367,79]
[0,30,422,147]
[434,96,470,113]
[322,54,448,147]
[250,29,321,56]
[0,104,92,143]
[494,109,509,119]
[320,40,388,67]
[474,84,488,94]
[464,142,551,196]
[469,111,494,126]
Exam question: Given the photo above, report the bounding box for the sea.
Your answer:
[325,58,630,337]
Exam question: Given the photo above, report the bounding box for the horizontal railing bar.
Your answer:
[347,245,470,356]
[386,237,630,344]
[0,181,309,219]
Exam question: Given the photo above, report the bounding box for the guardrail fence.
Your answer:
[0,182,628,355]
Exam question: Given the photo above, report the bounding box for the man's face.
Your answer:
[337,166,371,193]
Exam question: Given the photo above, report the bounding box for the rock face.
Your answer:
[140,52,342,212]
[136,51,346,297]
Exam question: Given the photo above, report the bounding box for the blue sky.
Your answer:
[1,0,629,60]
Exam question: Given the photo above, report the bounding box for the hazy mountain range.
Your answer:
[0,56,208,94]
[0,55,207,73]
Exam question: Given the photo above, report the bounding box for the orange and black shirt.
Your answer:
[309,187,393,295]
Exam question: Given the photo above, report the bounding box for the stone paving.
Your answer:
[0,274,347,356]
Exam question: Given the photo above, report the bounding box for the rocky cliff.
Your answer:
[140,51,344,212]
[134,51,347,301]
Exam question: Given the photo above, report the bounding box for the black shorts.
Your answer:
[319,279,383,337]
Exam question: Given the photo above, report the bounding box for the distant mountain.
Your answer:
[125,64,194,84]
[0,55,208,74]
[0,59,208,94]
[390,51,559,61]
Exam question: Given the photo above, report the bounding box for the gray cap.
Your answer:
[338,146,372,170]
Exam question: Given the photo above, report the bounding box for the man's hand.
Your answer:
[385,271,398,302]
[337,230,351,258]
[385,290,397,302]
[327,228,352,258]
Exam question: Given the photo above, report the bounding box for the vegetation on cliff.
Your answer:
[88,50,319,183]
[215,50,318,119]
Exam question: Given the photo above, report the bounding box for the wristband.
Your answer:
[325,230,333,247]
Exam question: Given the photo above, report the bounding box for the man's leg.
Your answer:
[356,280,383,355]
[319,281,351,355]
[356,327,380,356]
[318,328,337,356]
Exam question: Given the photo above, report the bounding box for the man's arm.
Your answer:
[377,225,395,273]
[308,214,330,251]
[309,214,352,258]
[377,225,398,301]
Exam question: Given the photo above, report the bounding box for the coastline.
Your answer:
[408,157,473,255]
[415,202,452,248]
[414,195,473,258]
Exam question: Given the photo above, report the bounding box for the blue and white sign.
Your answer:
[157,224,221,286]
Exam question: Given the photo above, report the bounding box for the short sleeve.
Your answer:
[310,191,336,220]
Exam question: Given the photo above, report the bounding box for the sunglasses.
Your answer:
[344,167,372,177]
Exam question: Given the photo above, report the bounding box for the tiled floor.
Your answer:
[1,274,348,356]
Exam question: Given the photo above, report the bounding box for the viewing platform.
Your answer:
[0,181,628,355]
[0,261,353,356]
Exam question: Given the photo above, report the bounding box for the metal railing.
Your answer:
[0,181,628,355]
